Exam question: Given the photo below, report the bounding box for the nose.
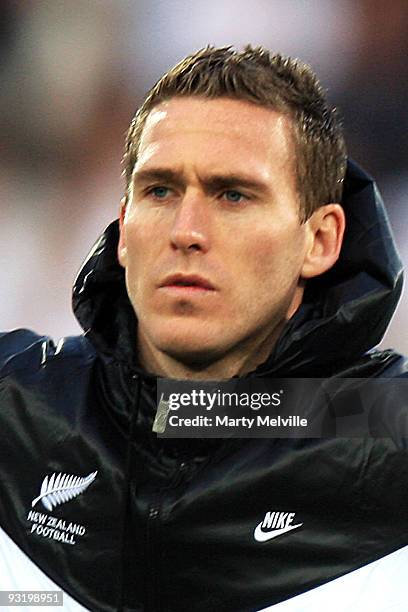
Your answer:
[170,190,210,253]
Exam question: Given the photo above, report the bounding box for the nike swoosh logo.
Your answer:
[254,521,303,542]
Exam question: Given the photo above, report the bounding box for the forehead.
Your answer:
[135,97,296,181]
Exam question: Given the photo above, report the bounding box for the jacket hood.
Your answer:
[72,160,403,376]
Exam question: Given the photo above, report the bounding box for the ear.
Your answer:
[301,203,345,279]
[117,196,128,268]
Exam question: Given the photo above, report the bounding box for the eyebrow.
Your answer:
[132,168,270,195]
[132,168,185,190]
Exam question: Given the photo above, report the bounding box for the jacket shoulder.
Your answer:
[371,350,408,378]
[0,329,96,378]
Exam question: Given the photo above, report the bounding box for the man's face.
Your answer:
[119,97,313,365]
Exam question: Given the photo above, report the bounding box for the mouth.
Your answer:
[159,274,216,292]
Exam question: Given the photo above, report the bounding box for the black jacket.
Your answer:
[0,161,407,612]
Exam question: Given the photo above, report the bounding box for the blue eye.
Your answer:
[223,190,245,203]
[151,186,170,198]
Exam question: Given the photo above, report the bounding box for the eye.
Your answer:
[222,190,246,204]
[150,186,170,199]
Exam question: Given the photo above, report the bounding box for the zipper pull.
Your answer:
[152,393,170,434]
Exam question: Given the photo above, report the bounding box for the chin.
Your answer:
[152,321,227,364]
[160,337,223,365]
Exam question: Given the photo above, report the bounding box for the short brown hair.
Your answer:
[123,45,346,220]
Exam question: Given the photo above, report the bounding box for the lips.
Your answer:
[160,273,215,290]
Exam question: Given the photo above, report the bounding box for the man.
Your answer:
[0,46,407,612]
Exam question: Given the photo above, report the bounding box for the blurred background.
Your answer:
[1,0,407,351]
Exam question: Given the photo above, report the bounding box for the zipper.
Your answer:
[146,496,161,611]
[145,458,191,612]
[171,460,189,488]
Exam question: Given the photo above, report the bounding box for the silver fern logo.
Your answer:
[31,471,98,511]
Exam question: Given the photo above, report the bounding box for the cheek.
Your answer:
[125,206,170,254]
[123,215,167,298]
[124,211,156,261]
[234,226,306,290]
[122,224,147,298]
